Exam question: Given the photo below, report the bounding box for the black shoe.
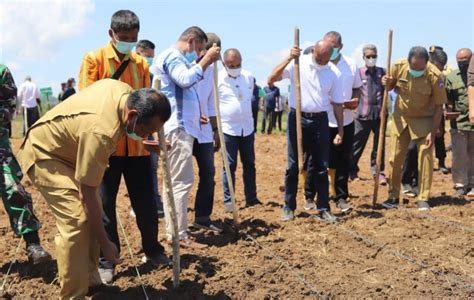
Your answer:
[141,252,172,267]
[402,184,417,198]
[192,220,223,234]
[156,200,164,217]
[382,199,399,209]
[336,199,353,213]
[245,199,262,208]
[314,210,337,223]
[26,244,52,265]
[440,167,450,175]
[455,186,468,197]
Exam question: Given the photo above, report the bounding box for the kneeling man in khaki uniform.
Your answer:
[17,79,171,299]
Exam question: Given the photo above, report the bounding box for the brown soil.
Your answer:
[1,132,473,299]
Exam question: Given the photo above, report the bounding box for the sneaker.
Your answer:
[303,199,315,211]
[402,184,417,198]
[314,210,337,223]
[224,202,234,213]
[417,200,430,211]
[192,220,223,234]
[466,188,474,198]
[98,267,114,285]
[440,166,450,174]
[382,198,399,209]
[455,186,468,197]
[281,207,294,221]
[156,200,164,216]
[141,252,172,267]
[336,199,353,213]
[26,244,52,265]
[130,209,136,218]
[245,199,262,208]
[379,174,387,186]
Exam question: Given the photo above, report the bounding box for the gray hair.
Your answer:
[127,89,171,124]
[362,44,377,55]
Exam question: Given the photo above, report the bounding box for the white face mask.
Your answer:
[312,57,326,71]
[365,57,377,67]
[227,67,241,78]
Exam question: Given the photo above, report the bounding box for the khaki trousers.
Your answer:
[389,127,433,200]
[28,164,101,299]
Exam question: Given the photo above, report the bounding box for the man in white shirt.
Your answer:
[218,48,261,212]
[268,40,345,222]
[152,26,220,249]
[191,33,222,233]
[17,76,41,135]
[323,31,362,213]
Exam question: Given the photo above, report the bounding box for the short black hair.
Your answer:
[408,46,429,64]
[127,89,171,124]
[110,10,140,33]
[324,31,342,45]
[429,49,448,68]
[137,40,155,50]
[179,26,208,43]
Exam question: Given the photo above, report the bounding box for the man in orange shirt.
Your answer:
[79,10,169,285]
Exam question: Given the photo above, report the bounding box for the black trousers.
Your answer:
[252,105,259,133]
[23,107,40,136]
[350,119,386,176]
[402,141,418,186]
[328,123,355,202]
[273,111,283,131]
[99,156,163,268]
[435,135,446,164]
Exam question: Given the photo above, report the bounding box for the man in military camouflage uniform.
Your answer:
[0,64,51,264]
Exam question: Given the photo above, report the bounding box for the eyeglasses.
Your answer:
[364,55,377,59]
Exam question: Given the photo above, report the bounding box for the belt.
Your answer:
[291,108,326,118]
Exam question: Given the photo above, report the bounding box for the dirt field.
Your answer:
[0,131,473,299]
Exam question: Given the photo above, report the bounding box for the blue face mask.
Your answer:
[145,57,154,67]
[125,117,143,141]
[113,32,136,55]
[330,47,340,61]
[409,68,425,78]
[184,41,198,63]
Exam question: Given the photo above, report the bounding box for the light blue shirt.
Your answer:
[152,47,204,138]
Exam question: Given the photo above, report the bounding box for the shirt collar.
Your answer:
[105,42,135,63]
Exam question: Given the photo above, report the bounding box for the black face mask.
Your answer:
[458,61,470,76]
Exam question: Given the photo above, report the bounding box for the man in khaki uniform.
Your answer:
[17,79,171,299]
[382,46,447,211]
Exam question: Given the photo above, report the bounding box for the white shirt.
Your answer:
[275,94,284,112]
[195,63,216,144]
[218,69,254,137]
[18,81,40,108]
[327,55,363,127]
[152,47,204,138]
[283,55,344,113]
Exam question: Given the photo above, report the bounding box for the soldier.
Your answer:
[382,46,447,210]
[0,64,51,264]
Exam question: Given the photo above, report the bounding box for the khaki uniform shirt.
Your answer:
[391,59,447,138]
[17,79,132,190]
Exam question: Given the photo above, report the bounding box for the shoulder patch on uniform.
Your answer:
[436,79,444,88]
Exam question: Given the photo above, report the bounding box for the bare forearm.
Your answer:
[268,57,292,85]
[431,105,443,134]
[210,116,217,130]
[469,86,474,123]
[333,104,344,133]
[80,184,109,247]
[352,88,361,100]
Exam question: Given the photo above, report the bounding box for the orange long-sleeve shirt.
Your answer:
[79,42,150,156]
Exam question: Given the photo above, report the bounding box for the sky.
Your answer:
[0,0,473,97]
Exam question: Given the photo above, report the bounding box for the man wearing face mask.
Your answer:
[217,48,262,213]
[382,46,447,211]
[446,48,474,198]
[152,26,220,248]
[268,40,345,222]
[17,79,171,299]
[350,44,387,184]
[78,10,170,285]
[323,31,362,213]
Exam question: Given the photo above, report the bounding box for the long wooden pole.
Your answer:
[213,58,239,225]
[152,78,180,288]
[373,29,393,206]
[293,27,305,185]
